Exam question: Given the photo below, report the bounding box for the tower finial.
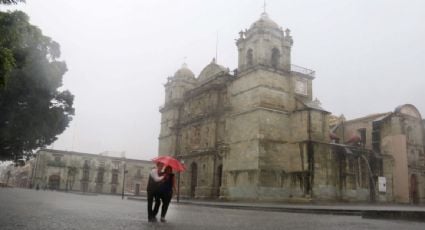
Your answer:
[182,56,188,68]
[261,0,269,18]
[215,31,219,63]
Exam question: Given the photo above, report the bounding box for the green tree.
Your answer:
[0,11,74,161]
[0,0,25,88]
[0,0,25,5]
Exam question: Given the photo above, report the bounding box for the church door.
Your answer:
[410,174,419,204]
[190,163,198,198]
[48,175,60,190]
[135,184,140,196]
[216,165,223,197]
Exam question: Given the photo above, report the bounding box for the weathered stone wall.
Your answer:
[32,150,152,195]
[178,154,221,199]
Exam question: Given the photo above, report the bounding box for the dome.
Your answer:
[250,12,280,30]
[173,63,195,80]
[198,58,228,82]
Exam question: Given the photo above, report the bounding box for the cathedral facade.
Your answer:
[159,13,425,203]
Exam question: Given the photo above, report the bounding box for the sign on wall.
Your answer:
[378,176,387,193]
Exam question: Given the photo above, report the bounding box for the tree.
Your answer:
[0,0,25,88]
[0,11,74,161]
[0,0,25,5]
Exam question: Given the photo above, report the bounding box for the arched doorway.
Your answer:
[49,175,60,190]
[216,165,223,197]
[410,174,419,204]
[190,162,198,198]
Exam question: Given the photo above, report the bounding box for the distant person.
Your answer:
[36,184,40,190]
[158,166,176,222]
[146,162,164,222]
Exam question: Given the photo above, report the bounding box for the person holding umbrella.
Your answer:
[151,155,186,223]
[158,166,176,222]
[146,162,164,222]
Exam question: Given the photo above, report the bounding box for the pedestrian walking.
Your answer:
[146,162,164,222]
[158,166,176,222]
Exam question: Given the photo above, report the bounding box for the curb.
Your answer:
[181,202,362,216]
[127,197,425,222]
[362,210,425,222]
[127,197,362,216]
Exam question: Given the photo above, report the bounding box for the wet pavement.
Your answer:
[0,188,424,230]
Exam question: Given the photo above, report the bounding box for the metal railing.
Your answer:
[291,64,315,77]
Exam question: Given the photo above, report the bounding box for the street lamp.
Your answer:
[177,159,184,203]
[6,170,11,187]
[121,163,128,200]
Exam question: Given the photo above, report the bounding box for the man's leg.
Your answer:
[147,191,154,221]
[160,193,172,220]
[152,193,161,218]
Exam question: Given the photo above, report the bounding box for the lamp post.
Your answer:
[6,170,11,187]
[177,159,184,203]
[121,163,128,200]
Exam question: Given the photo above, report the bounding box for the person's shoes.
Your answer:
[148,217,157,223]
[160,217,166,223]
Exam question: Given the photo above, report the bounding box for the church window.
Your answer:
[406,126,414,144]
[271,48,280,68]
[111,169,119,184]
[357,128,366,147]
[112,161,120,170]
[82,163,90,182]
[96,167,104,183]
[191,125,201,145]
[246,49,253,66]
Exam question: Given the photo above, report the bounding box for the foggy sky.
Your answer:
[2,0,424,160]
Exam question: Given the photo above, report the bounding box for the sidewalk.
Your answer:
[127,196,425,222]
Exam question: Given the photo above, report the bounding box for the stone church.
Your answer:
[158,12,425,203]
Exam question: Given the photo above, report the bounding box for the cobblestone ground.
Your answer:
[0,188,423,230]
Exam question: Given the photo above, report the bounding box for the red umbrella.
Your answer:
[152,155,186,172]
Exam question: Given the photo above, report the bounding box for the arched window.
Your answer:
[271,48,280,68]
[246,49,253,66]
[406,126,414,144]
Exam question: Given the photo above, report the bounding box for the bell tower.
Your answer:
[236,12,293,73]
[222,11,326,200]
[158,63,196,156]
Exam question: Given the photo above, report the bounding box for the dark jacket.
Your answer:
[159,173,174,194]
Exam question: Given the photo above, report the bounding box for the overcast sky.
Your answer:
[2,0,424,160]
